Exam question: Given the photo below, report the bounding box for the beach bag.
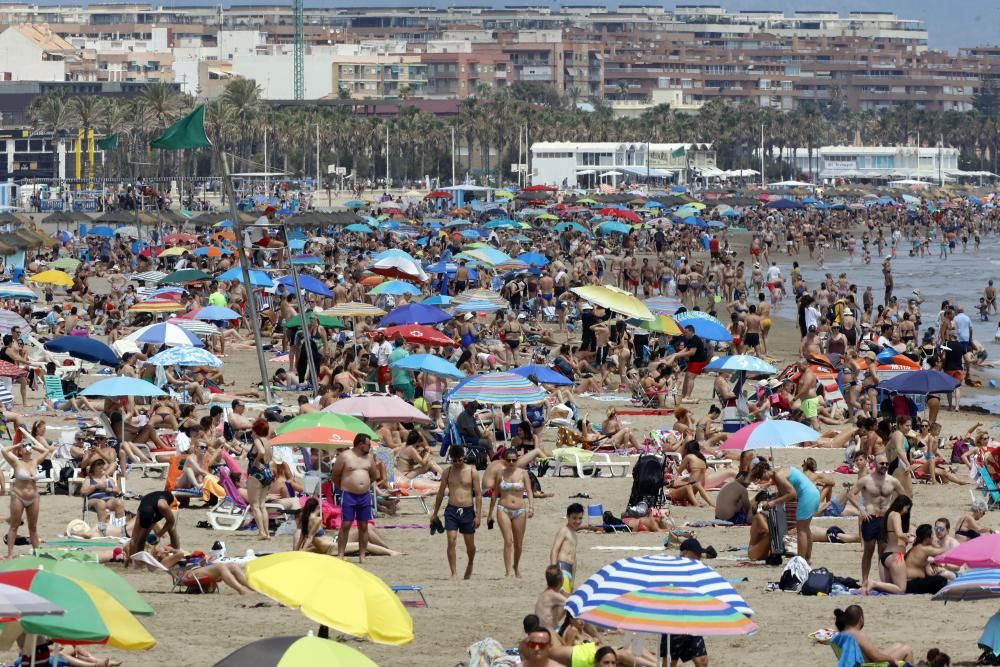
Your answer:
[952,439,970,464]
[800,567,834,596]
[779,556,810,592]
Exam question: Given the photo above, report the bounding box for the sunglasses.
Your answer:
[934,526,946,532]
[526,641,549,650]
[876,462,889,467]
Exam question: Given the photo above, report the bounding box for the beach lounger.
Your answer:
[586,503,632,533]
[207,466,296,531]
[392,585,429,607]
[551,447,630,478]
[979,467,1000,510]
[44,374,75,401]
[127,443,168,479]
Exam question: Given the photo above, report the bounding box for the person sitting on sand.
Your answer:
[667,442,717,508]
[955,500,994,541]
[832,604,913,665]
[396,430,443,480]
[865,523,949,595]
[293,496,403,557]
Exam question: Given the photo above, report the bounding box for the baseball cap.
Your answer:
[581,303,593,311]
[679,538,706,555]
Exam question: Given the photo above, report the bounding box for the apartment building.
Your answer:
[0,5,992,112]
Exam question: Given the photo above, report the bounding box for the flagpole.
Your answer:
[760,123,765,188]
[219,149,273,405]
[281,221,319,394]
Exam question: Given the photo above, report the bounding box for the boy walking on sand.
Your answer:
[430,445,482,579]
[549,503,584,593]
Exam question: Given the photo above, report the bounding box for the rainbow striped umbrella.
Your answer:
[0,282,38,300]
[0,310,29,333]
[326,302,387,318]
[643,296,683,316]
[933,568,1000,602]
[128,299,185,313]
[446,372,546,405]
[581,586,757,636]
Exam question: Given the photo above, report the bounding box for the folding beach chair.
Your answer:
[373,446,429,515]
[766,502,789,560]
[979,467,1000,510]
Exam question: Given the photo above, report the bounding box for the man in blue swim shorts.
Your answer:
[332,433,377,562]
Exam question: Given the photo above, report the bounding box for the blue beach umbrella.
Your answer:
[145,346,223,368]
[389,353,465,380]
[554,222,589,234]
[705,355,777,375]
[87,226,115,238]
[369,280,421,296]
[80,377,166,398]
[452,300,504,314]
[45,336,119,367]
[345,224,373,234]
[878,370,960,395]
[510,364,573,386]
[193,306,241,321]
[422,295,453,306]
[673,311,732,342]
[597,221,631,235]
[378,303,452,326]
[517,252,549,267]
[276,274,333,298]
[217,267,274,287]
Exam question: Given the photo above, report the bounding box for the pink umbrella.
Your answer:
[324,394,432,424]
[936,534,1000,569]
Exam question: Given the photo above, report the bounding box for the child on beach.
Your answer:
[549,503,583,593]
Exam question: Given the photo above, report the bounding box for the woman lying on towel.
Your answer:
[293,497,404,557]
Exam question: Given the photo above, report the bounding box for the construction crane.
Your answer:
[293,0,304,100]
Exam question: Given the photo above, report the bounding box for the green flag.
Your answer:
[96,134,118,151]
[671,146,686,158]
[150,105,211,150]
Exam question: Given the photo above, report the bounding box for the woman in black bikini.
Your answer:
[245,418,273,540]
[862,495,911,595]
[955,500,993,541]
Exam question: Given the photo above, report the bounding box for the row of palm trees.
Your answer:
[26,79,1000,185]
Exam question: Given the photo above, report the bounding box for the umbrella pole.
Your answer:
[27,632,37,667]
[282,224,319,395]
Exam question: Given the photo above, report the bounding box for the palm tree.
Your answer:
[27,93,71,180]
[66,96,107,182]
[221,78,263,162]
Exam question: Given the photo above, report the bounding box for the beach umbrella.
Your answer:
[554,222,590,234]
[720,420,820,451]
[0,582,63,618]
[145,286,187,300]
[461,247,513,267]
[213,634,378,667]
[327,302,386,318]
[269,427,359,450]
[629,315,682,336]
[163,233,197,244]
[421,295,453,306]
[570,285,653,320]
[371,256,428,283]
[424,191,451,200]
[933,569,1000,602]
[565,555,751,618]
[376,325,456,348]
[160,269,211,285]
[344,199,367,209]
[283,312,345,329]
[130,271,167,284]
[275,413,378,440]
[452,300,505,314]
[374,249,418,261]
[49,257,81,273]
[0,283,37,300]
[80,377,166,398]
[673,311,732,342]
[0,569,155,650]
[276,274,333,298]
[643,296,683,315]
[157,247,189,258]
[0,310,28,334]
[705,355,777,375]
[452,289,509,309]
[192,246,231,257]
[145,346,222,368]
[369,280,421,296]
[597,221,632,235]
[128,299,186,314]
[936,534,1000,569]
[510,364,573,386]
[172,319,220,338]
[389,353,464,380]
[766,199,804,210]
[87,226,115,237]
[378,303,451,327]
[581,586,756,664]
[45,336,119,367]
[0,557,151,616]
[247,552,412,645]
[26,270,74,287]
[324,395,432,424]
[446,372,547,405]
[217,267,274,288]
[290,254,325,266]
[878,370,960,395]
[0,360,26,379]
[344,224,373,234]
[126,322,204,348]
[192,305,241,321]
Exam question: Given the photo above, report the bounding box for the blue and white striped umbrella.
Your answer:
[130,271,167,284]
[704,355,777,375]
[452,300,504,313]
[0,310,29,333]
[0,283,38,300]
[125,322,205,348]
[565,555,752,618]
[145,345,223,368]
[173,319,220,338]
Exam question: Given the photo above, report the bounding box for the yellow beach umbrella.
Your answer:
[26,270,73,287]
[570,285,654,320]
[158,246,189,257]
[246,552,413,645]
[688,202,707,210]
[325,302,386,318]
[493,189,514,199]
[632,314,683,336]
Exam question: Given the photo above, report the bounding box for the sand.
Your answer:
[13,219,999,666]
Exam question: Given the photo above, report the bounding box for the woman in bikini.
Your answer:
[245,418,273,540]
[396,430,443,480]
[866,523,949,595]
[293,497,402,557]
[487,449,534,579]
[955,500,993,541]
[668,441,716,507]
[601,408,642,450]
[82,459,124,532]
[863,495,912,595]
[3,434,55,558]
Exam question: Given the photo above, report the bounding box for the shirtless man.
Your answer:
[331,433,377,562]
[744,305,762,355]
[848,454,904,584]
[794,359,820,429]
[886,415,913,498]
[538,272,555,309]
[429,445,482,579]
[986,280,997,314]
[454,261,470,293]
[549,503,583,593]
[757,293,772,354]
[535,565,568,632]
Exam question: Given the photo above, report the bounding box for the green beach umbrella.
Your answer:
[275,412,379,440]
[283,311,345,329]
[49,257,81,273]
[160,269,211,285]
[0,556,153,616]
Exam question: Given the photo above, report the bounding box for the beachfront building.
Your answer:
[529,141,715,186]
[786,145,962,183]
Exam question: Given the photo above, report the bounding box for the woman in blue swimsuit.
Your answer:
[749,460,821,562]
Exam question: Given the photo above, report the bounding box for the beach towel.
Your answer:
[467,638,517,667]
[201,474,226,502]
[831,633,865,667]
